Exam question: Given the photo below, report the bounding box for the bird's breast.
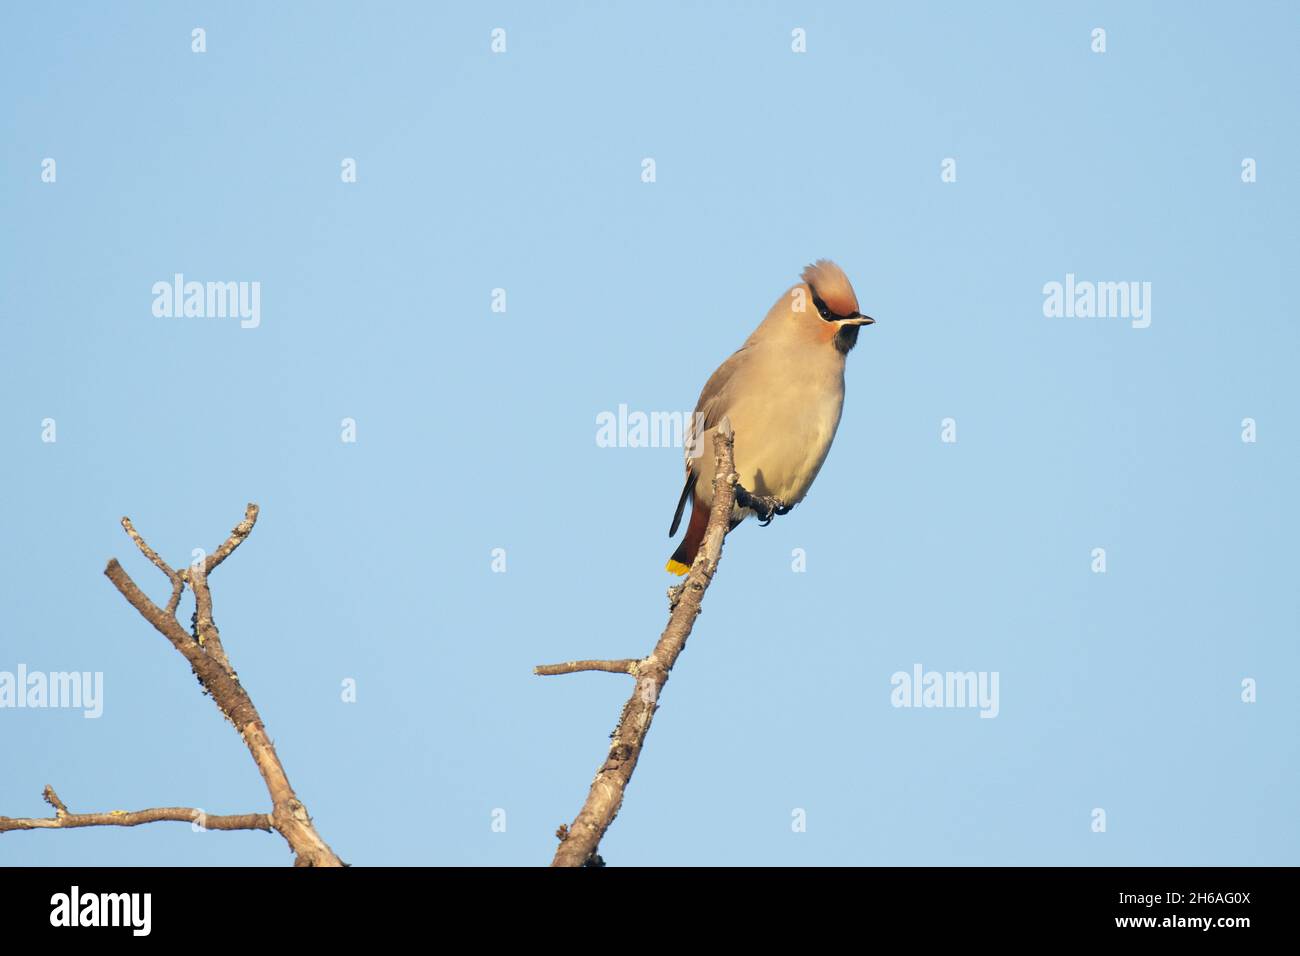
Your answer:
[702,346,847,508]
[732,387,843,504]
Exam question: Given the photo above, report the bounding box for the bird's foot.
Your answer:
[735,486,790,526]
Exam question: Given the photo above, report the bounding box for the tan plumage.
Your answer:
[667,260,874,574]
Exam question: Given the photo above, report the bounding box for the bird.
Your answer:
[665,259,874,575]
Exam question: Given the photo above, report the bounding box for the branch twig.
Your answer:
[203,503,259,575]
[542,419,741,867]
[534,659,639,677]
[189,560,234,678]
[0,786,270,834]
[122,516,185,616]
[1,504,343,867]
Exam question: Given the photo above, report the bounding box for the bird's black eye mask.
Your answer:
[807,282,867,323]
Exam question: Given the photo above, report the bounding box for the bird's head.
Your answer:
[792,259,874,354]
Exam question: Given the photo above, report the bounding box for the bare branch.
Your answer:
[534,659,639,677]
[3,504,343,866]
[189,561,235,678]
[204,502,259,574]
[99,506,342,866]
[0,786,271,834]
[547,418,741,867]
[104,559,201,659]
[43,784,67,815]
[165,580,185,617]
[121,516,176,579]
[121,516,185,616]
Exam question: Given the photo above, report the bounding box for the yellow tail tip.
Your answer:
[665,559,690,576]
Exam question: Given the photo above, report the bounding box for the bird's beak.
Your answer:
[842,314,875,326]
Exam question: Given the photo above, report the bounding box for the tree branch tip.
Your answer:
[42,785,68,815]
[534,659,638,677]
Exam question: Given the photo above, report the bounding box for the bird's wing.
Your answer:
[671,345,749,534]
[684,345,750,470]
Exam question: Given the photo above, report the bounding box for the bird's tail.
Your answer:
[666,497,710,575]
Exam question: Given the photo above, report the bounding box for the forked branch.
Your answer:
[537,419,742,866]
[0,504,343,866]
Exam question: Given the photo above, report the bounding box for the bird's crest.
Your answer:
[801,259,859,317]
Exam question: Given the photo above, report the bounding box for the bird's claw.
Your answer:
[736,486,789,526]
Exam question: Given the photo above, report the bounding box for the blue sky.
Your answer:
[1,2,1296,866]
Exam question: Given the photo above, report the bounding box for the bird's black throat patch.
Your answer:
[834,323,860,354]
